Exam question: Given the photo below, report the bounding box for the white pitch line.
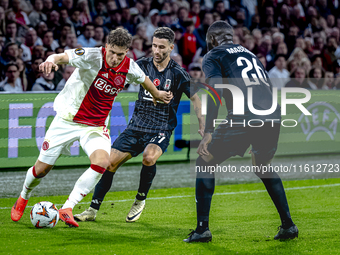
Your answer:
[1,183,340,210]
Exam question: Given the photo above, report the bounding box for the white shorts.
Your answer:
[38,115,111,165]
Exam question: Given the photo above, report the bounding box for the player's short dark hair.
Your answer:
[153,27,175,44]
[207,20,233,41]
[107,28,132,49]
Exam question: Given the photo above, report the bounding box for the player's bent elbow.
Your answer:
[58,53,70,64]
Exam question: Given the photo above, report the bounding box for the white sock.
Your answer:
[20,166,42,200]
[62,165,104,209]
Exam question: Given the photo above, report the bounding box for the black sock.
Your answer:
[90,170,116,210]
[136,164,156,200]
[256,171,294,228]
[196,157,215,232]
[196,221,209,234]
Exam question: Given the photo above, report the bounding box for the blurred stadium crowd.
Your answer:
[0,0,339,92]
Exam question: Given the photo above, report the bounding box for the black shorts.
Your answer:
[208,122,280,164]
[112,129,172,157]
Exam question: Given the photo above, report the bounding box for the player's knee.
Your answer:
[34,163,53,177]
[95,158,110,170]
[142,154,156,166]
[103,159,111,170]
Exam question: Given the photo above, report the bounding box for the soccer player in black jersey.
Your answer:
[184,21,298,242]
[74,27,205,222]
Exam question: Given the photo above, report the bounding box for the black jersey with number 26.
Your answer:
[127,57,192,133]
[202,44,281,133]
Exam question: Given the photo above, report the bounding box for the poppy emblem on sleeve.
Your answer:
[153,78,160,86]
[75,48,85,56]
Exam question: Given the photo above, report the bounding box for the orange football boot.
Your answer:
[11,195,28,222]
[59,208,79,227]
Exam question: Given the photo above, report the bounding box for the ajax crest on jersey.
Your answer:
[114,75,124,86]
[30,201,59,228]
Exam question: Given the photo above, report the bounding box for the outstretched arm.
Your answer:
[39,53,70,75]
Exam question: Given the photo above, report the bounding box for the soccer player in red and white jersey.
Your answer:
[11,28,173,228]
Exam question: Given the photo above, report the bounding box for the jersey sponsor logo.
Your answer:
[153,78,160,86]
[114,76,124,86]
[42,140,49,151]
[103,73,109,78]
[74,48,85,56]
[94,78,121,95]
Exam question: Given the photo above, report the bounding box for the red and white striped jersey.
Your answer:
[54,47,145,127]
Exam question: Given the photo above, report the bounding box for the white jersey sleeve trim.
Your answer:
[125,58,146,86]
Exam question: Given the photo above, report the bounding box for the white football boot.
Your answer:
[74,207,98,222]
[126,199,145,222]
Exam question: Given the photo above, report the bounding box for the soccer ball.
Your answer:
[30,201,59,228]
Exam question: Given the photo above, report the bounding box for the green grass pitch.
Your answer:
[1,178,340,255]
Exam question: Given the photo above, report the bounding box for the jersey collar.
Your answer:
[153,57,172,73]
[102,47,128,73]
